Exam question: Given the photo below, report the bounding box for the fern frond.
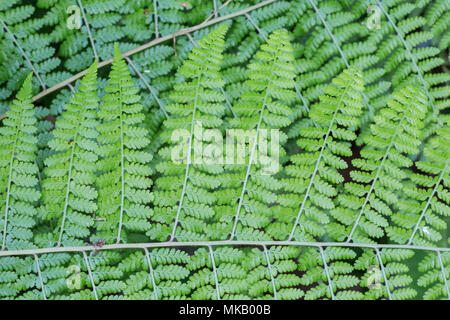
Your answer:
[371,0,448,138]
[333,85,427,243]
[355,248,417,300]
[419,0,450,52]
[0,2,448,301]
[40,62,99,248]
[277,67,364,242]
[246,246,303,300]
[0,73,40,250]
[96,45,153,244]
[150,24,229,242]
[418,250,450,300]
[226,28,296,241]
[299,246,362,300]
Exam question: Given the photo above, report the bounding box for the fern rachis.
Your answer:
[0,1,448,301]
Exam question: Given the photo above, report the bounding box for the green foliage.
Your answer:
[0,1,448,301]
[227,28,296,241]
[388,126,449,246]
[277,67,364,242]
[150,24,229,242]
[0,1,67,101]
[0,73,40,251]
[418,250,450,300]
[299,246,363,300]
[355,248,417,300]
[96,45,153,244]
[420,0,450,54]
[332,86,428,244]
[40,62,99,248]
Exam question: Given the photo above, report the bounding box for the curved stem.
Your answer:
[153,0,159,39]
[116,82,125,244]
[288,84,349,241]
[437,251,450,299]
[169,72,202,241]
[375,248,392,300]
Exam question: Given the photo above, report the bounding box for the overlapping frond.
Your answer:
[276,68,364,242]
[387,126,449,246]
[418,249,450,300]
[332,86,427,244]
[96,46,153,244]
